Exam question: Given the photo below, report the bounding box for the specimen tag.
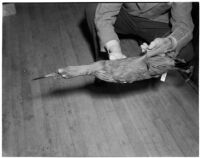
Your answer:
[160,72,167,82]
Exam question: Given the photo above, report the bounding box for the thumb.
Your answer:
[148,39,160,50]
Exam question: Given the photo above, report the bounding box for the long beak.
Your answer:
[32,72,61,81]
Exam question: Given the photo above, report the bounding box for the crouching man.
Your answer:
[85,3,194,62]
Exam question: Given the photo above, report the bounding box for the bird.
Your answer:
[33,55,193,83]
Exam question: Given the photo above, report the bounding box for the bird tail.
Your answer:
[174,58,194,82]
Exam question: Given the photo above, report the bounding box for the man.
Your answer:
[85,3,194,62]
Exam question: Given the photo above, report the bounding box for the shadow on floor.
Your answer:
[37,78,161,100]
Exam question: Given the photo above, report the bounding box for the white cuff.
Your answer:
[105,40,120,52]
[167,35,178,51]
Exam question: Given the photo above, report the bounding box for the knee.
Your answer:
[178,42,194,62]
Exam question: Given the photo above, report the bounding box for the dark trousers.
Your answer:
[85,3,194,62]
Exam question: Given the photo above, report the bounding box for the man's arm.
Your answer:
[145,3,194,57]
[167,2,194,53]
[94,3,126,60]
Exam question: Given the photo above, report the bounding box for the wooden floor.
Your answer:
[3,3,199,157]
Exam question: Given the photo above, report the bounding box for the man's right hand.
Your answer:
[105,40,126,60]
[109,52,126,60]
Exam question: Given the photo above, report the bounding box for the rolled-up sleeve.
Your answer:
[95,3,122,51]
[168,3,194,53]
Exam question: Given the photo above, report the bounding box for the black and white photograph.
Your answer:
[2,2,199,156]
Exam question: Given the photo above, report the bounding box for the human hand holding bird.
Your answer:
[141,37,174,57]
[105,40,126,60]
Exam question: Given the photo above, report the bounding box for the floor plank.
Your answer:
[3,3,199,157]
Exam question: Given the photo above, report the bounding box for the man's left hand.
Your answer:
[141,37,172,57]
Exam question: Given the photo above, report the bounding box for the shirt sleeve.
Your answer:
[94,3,123,51]
[167,2,194,53]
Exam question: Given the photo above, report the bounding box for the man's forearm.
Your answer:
[95,3,122,51]
[169,3,194,53]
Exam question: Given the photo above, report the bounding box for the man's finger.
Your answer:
[141,43,148,49]
[146,47,163,57]
[140,43,148,52]
[148,41,157,50]
[148,38,161,50]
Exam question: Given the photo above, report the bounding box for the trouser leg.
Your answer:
[114,8,171,43]
[177,42,194,62]
[85,3,108,61]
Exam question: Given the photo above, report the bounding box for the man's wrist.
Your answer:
[105,40,122,54]
[166,36,178,51]
[166,37,173,50]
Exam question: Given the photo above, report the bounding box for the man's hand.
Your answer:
[141,37,173,57]
[109,52,126,60]
[105,40,126,60]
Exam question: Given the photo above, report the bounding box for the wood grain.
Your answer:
[2,3,199,157]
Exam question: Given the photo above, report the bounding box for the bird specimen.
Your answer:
[33,54,193,83]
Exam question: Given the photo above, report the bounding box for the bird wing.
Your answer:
[94,70,117,83]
